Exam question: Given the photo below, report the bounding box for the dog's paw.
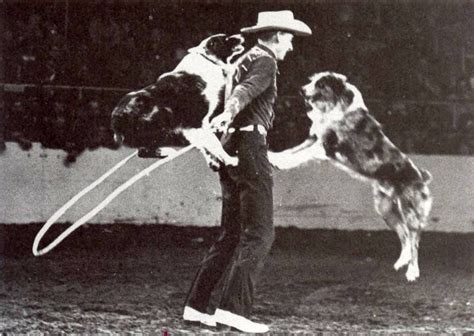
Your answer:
[138,147,177,158]
[208,162,221,172]
[405,263,419,281]
[268,151,293,170]
[267,151,282,169]
[311,144,329,160]
[157,147,178,158]
[206,155,222,171]
[201,149,223,171]
[394,249,411,271]
[225,156,239,167]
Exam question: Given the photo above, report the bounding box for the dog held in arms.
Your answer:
[111,33,245,167]
[268,72,433,281]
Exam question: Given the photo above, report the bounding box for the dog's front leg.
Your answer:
[268,138,316,170]
[307,141,329,161]
[269,139,327,170]
[202,101,219,130]
[286,136,318,154]
[405,229,421,281]
[268,151,302,170]
[182,128,238,167]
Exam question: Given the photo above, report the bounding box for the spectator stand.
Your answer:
[1,1,474,163]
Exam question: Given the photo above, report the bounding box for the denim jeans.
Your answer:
[185,129,274,317]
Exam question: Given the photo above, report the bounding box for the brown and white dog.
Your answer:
[269,72,433,281]
[111,33,245,166]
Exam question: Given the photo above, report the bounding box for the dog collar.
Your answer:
[192,51,223,67]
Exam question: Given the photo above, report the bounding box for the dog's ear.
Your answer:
[207,34,226,48]
[341,87,354,105]
[319,74,354,105]
[319,75,346,96]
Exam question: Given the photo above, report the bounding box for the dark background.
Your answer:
[1,0,473,159]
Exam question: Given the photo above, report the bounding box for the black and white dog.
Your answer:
[111,33,245,166]
[269,72,433,281]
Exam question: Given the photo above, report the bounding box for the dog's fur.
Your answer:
[111,33,245,166]
[269,71,433,281]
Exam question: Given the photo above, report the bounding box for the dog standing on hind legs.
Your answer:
[269,71,433,281]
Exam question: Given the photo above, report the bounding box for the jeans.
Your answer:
[185,129,274,317]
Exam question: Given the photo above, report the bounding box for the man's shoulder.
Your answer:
[245,45,275,61]
[236,45,276,70]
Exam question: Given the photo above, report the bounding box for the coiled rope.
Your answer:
[32,145,194,256]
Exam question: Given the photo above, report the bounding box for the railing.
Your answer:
[1,83,473,157]
[2,82,474,106]
[1,83,130,100]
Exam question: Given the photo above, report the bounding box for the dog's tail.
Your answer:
[420,168,432,184]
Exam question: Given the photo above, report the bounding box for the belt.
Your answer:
[227,124,267,135]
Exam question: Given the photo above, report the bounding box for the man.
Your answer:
[183,10,312,333]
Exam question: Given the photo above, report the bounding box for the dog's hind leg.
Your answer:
[392,198,414,273]
[393,226,412,273]
[405,228,421,281]
[400,186,431,281]
[373,184,412,274]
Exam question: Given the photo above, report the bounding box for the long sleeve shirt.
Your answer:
[227,44,278,132]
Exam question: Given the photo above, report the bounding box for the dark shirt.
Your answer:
[229,44,278,132]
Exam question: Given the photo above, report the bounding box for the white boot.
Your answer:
[183,306,216,327]
[214,308,269,333]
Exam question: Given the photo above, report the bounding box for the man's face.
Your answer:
[275,32,294,61]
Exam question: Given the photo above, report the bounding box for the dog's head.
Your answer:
[301,72,365,113]
[188,33,245,64]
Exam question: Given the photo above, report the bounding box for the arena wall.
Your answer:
[0,143,472,232]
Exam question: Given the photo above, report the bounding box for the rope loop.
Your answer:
[32,145,194,256]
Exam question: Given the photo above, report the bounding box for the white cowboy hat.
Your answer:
[240,10,312,36]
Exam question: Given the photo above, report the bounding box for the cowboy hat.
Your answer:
[241,10,312,36]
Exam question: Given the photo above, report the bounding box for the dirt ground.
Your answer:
[1,223,473,334]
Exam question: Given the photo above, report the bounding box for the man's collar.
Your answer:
[256,43,277,60]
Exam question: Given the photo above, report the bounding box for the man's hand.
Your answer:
[209,98,240,132]
[209,111,233,133]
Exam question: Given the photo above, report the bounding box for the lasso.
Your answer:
[32,145,195,256]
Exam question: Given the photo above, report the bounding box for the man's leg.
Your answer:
[217,132,275,317]
[184,167,241,313]
[217,177,274,317]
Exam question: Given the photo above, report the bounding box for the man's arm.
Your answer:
[210,56,277,131]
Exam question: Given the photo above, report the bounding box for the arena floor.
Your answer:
[1,224,473,334]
